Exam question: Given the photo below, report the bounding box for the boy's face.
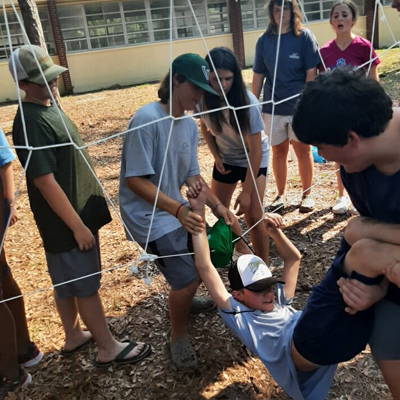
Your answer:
[19,77,59,103]
[233,286,275,312]
[314,134,371,174]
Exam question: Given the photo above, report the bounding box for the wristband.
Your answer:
[175,203,185,218]
[212,202,223,214]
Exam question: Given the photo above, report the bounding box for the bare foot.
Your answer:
[63,330,92,352]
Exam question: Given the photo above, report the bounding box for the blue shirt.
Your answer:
[219,284,337,400]
[252,29,320,115]
[0,127,16,168]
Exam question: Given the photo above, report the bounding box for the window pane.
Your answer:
[127,32,149,44]
[65,40,89,52]
[58,5,82,18]
[123,1,146,12]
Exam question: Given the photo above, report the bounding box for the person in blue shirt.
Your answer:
[186,178,399,399]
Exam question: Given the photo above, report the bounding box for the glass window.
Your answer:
[59,5,90,52]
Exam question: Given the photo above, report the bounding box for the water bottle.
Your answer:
[311,146,326,163]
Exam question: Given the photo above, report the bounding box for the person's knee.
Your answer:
[293,142,311,159]
[272,141,289,157]
[347,238,379,273]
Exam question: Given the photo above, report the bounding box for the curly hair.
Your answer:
[292,68,393,146]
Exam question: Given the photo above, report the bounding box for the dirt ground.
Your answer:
[0,51,399,400]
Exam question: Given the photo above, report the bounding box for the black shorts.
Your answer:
[212,163,267,184]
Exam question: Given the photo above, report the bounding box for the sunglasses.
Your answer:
[26,76,60,88]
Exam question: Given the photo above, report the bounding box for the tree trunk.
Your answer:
[17,0,46,49]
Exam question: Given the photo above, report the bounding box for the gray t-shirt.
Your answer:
[219,284,337,400]
[252,29,320,115]
[119,102,200,243]
[199,90,269,168]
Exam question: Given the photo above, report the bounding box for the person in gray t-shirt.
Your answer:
[119,54,235,371]
[199,47,270,264]
[252,0,320,214]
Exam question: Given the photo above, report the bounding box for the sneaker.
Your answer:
[0,367,31,400]
[299,195,315,213]
[18,342,43,367]
[332,196,350,215]
[270,195,286,212]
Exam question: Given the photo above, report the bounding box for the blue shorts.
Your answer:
[292,247,378,366]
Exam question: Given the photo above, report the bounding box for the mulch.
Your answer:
[0,67,396,400]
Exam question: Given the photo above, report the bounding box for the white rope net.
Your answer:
[0,0,398,304]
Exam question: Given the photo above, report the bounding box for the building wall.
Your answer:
[379,6,400,48]
[1,6,399,102]
[67,35,232,93]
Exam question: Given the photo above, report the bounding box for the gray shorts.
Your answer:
[263,113,300,147]
[369,299,400,360]
[46,235,101,299]
[143,226,199,291]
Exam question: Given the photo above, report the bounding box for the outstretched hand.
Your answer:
[264,213,283,234]
[187,180,207,211]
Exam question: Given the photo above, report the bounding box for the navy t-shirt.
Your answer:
[334,165,400,303]
[252,29,320,115]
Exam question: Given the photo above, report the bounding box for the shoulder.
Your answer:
[353,35,372,47]
[130,102,164,126]
[321,39,335,50]
[299,28,314,40]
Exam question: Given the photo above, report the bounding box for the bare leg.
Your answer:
[2,271,30,356]
[245,175,269,263]
[376,360,400,400]
[169,279,199,342]
[343,238,400,279]
[0,302,19,380]
[292,140,313,197]
[77,292,145,363]
[272,139,290,196]
[54,291,91,351]
[335,164,345,198]
[210,179,249,254]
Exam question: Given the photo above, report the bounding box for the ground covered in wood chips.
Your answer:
[0,48,399,400]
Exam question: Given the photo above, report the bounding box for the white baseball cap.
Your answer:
[228,254,284,291]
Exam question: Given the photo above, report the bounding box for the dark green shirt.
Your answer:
[12,102,111,253]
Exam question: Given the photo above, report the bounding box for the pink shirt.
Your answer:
[319,35,380,72]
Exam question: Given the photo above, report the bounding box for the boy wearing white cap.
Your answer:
[187,180,397,400]
[9,45,151,369]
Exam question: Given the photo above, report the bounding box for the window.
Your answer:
[38,8,56,55]
[58,0,230,53]
[303,0,365,22]
[0,8,55,60]
[241,0,268,31]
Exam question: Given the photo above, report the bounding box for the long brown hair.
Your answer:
[266,0,303,37]
[158,72,187,104]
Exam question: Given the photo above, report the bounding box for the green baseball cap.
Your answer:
[9,45,67,84]
[172,53,218,95]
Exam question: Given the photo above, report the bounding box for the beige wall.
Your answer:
[1,56,65,103]
[67,35,232,93]
[2,7,400,101]
[379,6,400,48]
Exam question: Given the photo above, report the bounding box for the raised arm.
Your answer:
[265,221,301,299]
[187,180,232,310]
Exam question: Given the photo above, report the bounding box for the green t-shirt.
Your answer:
[12,102,111,253]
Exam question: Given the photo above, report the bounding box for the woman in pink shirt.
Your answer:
[319,0,380,215]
